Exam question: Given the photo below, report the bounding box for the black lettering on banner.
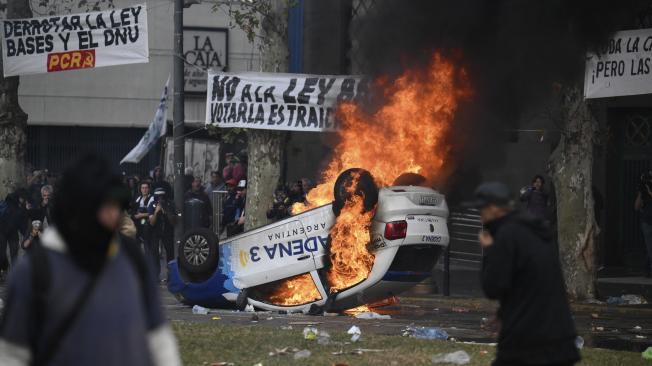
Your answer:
[337,78,356,103]
[286,105,297,126]
[263,86,275,103]
[96,14,107,29]
[318,107,325,128]
[307,107,318,127]
[283,78,297,103]
[211,103,223,122]
[298,77,318,104]
[255,105,265,124]
[78,30,98,49]
[212,76,240,102]
[120,8,132,26]
[241,84,253,102]
[70,15,83,31]
[227,103,237,122]
[131,6,142,24]
[276,105,285,125]
[5,39,15,56]
[295,106,307,127]
[325,108,333,129]
[237,103,247,123]
[246,103,255,123]
[4,22,12,38]
[254,85,263,102]
[317,78,335,105]
[268,104,279,125]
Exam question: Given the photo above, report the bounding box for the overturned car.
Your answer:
[167,169,449,312]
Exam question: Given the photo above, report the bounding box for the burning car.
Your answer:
[167,169,449,312]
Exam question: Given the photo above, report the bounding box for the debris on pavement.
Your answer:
[211,316,221,320]
[402,325,449,340]
[332,348,385,355]
[593,326,604,332]
[634,326,643,331]
[642,347,652,360]
[575,336,584,349]
[192,305,210,315]
[244,304,255,312]
[451,307,470,313]
[268,347,299,356]
[635,335,647,339]
[293,349,311,360]
[303,327,319,340]
[354,311,392,320]
[591,313,599,319]
[431,350,471,365]
[606,294,648,305]
[251,314,260,322]
[280,325,293,330]
[317,330,331,345]
[210,362,234,366]
[348,325,362,342]
[290,321,322,326]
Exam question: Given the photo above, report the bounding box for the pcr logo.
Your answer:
[47,50,96,72]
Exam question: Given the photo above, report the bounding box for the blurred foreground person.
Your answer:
[0,154,181,366]
[464,182,579,366]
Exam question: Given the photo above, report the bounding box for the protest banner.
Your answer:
[584,28,652,99]
[1,3,148,76]
[205,71,369,132]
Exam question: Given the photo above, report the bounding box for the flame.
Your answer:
[264,273,322,306]
[293,53,471,213]
[326,193,376,293]
[265,53,470,308]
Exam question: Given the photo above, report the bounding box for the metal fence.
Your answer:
[209,190,229,238]
[443,208,483,295]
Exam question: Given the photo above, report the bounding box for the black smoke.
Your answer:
[354,0,650,203]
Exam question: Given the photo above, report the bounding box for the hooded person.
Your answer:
[0,154,181,366]
[462,182,579,366]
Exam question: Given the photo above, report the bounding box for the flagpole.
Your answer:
[173,0,185,259]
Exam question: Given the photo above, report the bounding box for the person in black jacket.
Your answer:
[463,182,580,366]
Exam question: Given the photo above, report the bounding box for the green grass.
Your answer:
[172,321,648,366]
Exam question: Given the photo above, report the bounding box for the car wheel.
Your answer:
[236,288,250,310]
[178,228,219,275]
[332,168,379,216]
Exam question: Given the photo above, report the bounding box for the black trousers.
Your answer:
[0,234,19,272]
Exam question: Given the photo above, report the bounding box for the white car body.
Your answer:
[221,185,450,312]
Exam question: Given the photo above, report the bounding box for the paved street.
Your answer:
[160,284,652,353]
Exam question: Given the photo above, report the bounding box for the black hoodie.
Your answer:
[482,210,580,364]
[51,154,129,274]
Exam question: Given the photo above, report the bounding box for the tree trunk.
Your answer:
[244,0,288,230]
[548,85,599,301]
[0,0,30,199]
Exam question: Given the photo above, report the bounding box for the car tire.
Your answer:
[178,228,219,276]
[332,168,379,216]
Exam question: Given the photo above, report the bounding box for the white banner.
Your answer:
[120,76,169,164]
[1,3,148,77]
[584,28,652,99]
[205,71,369,132]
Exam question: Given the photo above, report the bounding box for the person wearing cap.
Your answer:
[464,182,579,366]
[151,166,173,200]
[0,154,181,366]
[184,177,212,228]
[148,188,177,280]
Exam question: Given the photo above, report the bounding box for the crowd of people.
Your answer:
[0,150,317,282]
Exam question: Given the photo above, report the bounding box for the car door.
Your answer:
[229,205,334,289]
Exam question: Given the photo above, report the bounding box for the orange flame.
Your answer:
[265,53,470,308]
[326,193,376,293]
[293,53,471,213]
[264,273,322,306]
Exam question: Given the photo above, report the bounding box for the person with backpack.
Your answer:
[0,154,181,366]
